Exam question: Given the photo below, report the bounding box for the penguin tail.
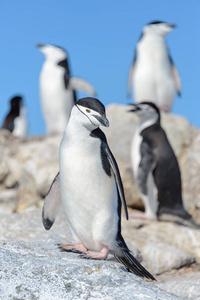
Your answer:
[159,209,200,230]
[177,217,200,230]
[114,234,156,281]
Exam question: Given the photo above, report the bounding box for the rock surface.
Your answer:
[0,130,60,213]
[0,241,181,300]
[158,271,200,300]
[0,207,199,299]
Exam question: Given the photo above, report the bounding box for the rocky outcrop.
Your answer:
[0,208,186,299]
[0,130,61,213]
[1,207,200,299]
[158,271,200,300]
[0,240,182,300]
[1,105,200,299]
[1,104,200,214]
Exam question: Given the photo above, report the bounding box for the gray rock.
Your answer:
[0,160,8,182]
[0,189,17,213]
[0,241,182,300]
[158,272,200,300]
[0,207,195,276]
[35,164,59,197]
[138,221,200,264]
[122,216,195,275]
[0,131,61,212]
[140,242,194,275]
[181,130,200,210]
[0,207,197,299]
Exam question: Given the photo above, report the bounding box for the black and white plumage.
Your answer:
[129,101,200,228]
[1,96,28,138]
[36,43,96,135]
[42,97,155,280]
[127,21,181,112]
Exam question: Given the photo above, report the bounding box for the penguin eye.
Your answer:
[86,109,91,113]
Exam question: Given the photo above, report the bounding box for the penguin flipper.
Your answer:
[138,140,155,195]
[114,234,155,280]
[42,172,61,230]
[168,54,181,96]
[2,115,14,132]
[103,143,129,220]
[182,217,200,229]
[127,51,136,98]
[172,63,181,96]
[68,77,96,96]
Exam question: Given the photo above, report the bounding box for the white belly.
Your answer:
[40,64,74,134]
[133,37,176,111]
[131,130,142,178]
[133,68,175,110]
[13,106,28,138]
[59,135,119,251]
[131,130,158,219]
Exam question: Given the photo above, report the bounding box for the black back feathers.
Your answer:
[2,96,22,132]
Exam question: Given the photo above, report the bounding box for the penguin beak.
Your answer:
[35,43,44,48]
[94,115,109,127]
[127,104,141,113]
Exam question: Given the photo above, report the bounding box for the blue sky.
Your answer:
[0,0,199,135]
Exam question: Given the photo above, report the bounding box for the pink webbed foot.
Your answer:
[129,211,148,220]
[80,245,109,260]
[58,243,87,254]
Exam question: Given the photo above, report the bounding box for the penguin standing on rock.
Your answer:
[42,97,155,280]
[1,95,28,138]
[127,21,181,112]
[129,101,200,229]
[36,43,96,135]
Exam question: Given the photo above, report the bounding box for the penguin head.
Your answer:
[128,101,160,125]
[36,43,67,63]
[143,21,176,36]
[10,96,23,111]
[72,97,109,130]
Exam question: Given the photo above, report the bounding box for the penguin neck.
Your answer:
[44,54,67,66]
[143,31,165,41]
[63,109,98,142]
[138,116,160,135]
[57,59,70,75]
[10,105,20,118]
[18,105,26,118]
[140,32,165,53]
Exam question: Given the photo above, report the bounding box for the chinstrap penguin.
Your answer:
[129,101,200,229]
[1,95,28,138]
[36,43,96,135]
[42,97,155,280]
[127,21,181,112]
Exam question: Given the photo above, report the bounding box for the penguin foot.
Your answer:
[129,211,147,219]
[79,245,109,260]
[129,210,157,221]
[57,243,87,253]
